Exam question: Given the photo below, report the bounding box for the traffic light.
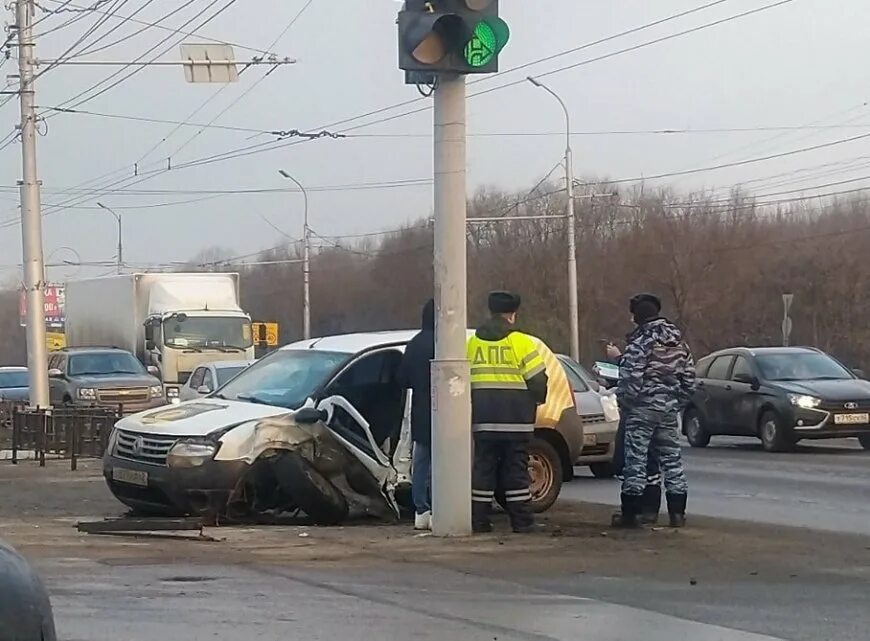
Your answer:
[398,0,510,77]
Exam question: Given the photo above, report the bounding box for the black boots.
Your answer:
[666,493,687,528]
[641,484,662,525]
[612,493,643,528]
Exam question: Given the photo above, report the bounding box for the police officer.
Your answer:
[1,537,57,641]
[617,293,696,528]
[606,341,664,525]
[467,291,548,534]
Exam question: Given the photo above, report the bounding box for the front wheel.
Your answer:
[684,407,711,448]
[759,411,794,453]
[858,434,870,450]
[497,437,564,514]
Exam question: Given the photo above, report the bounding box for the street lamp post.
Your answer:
[96,202,123,274]
[278,170,311,340]
[527,76,580,362]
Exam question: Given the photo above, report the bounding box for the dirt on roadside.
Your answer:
[2,459,868,585]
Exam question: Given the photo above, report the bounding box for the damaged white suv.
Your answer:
[103,331,585,524]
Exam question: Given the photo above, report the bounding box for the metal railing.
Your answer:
[2,402,120,470]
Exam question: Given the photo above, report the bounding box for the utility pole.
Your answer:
[278,170,310,340]
[399,0,510,537]
[431,74,472,537]
[97,203,123,274]
[527,76,579,362]
[15,0,49,408]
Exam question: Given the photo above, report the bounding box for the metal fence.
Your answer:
[1,402,119,470]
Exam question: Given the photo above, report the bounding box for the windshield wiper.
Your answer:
[237,393,270,406]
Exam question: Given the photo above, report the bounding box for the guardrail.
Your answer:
[1,402,120,470]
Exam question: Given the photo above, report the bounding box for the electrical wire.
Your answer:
[29,0,745,210]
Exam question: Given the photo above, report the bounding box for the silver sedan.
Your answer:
[178,360,254,403]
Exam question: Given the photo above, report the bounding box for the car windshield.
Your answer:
[0,371,28,388]
[216,350,349,409]
[163,316,253,350]
[68,353,146,377]
[756,353,852,381]
[216,366,247,386]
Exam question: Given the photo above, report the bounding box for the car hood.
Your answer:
[115,398,291,437]
[0,387,29,401]
[773,378,870,401]
[72,374,162,388]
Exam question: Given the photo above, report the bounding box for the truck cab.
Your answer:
[145,309,255,402]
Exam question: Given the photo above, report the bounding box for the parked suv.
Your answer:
[685,346,870,452]
[48,347,165,414]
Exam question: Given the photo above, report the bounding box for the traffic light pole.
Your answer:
[431,74,472,537]
[15,0,49,409]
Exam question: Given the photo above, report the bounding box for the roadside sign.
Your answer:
[46,332,66,351]
[19,284,65,328]
[252,322,279,347]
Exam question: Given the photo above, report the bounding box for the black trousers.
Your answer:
[472,436,533,529]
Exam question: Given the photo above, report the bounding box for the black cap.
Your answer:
[629,293,661,314]
[488,291,521,314]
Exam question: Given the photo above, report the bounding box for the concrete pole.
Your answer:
[279,170,311,340]
[431,74,471,537]
[528,77,580,362]
[16,0,49,408]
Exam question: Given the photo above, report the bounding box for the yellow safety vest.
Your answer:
[467,331,547,435]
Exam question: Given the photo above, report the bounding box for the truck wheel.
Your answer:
[858,435,870,450]
[759,410,793,453]
[272,454,348,525]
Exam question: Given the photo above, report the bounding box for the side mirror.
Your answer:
[294,407,327,425]
[47,368,63,378]
[147,365,159,376]
[852,368,865,379]
[734,373,761,389]
[145,339,155,351]
[197,385,211,395]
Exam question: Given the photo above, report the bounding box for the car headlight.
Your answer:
[599,392,620,423]
[788,394,822,409]
[77,388,96,400]
[107,428,119,454]
[150,385,164,399]
[165,386,181,404]
[166,440,217,468]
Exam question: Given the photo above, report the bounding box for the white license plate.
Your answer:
[834,413,869,425]
[112,467,148,487]
[583,433,598,446]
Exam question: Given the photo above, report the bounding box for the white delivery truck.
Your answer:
[65,273,255,402]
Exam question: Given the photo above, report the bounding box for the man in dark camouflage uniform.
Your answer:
[617,293,695,528]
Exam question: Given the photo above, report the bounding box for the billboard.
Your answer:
[19,284,65,329]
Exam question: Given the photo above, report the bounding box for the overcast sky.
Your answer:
[0,0,868,283]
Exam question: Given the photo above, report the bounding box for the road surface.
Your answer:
[567,437,870,535]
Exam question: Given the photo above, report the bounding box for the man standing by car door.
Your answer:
[398,299,435,531]
[617,293,695,528]
[467,292,548,534]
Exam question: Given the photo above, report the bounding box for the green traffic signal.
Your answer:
[463,18,510,68]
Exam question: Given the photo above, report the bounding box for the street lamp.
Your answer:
[277,170,311,340]
[96,202,123,274]
[527,76,580,362]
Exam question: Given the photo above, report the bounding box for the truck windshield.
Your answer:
[69,353,146,377]
[217,350,348,409]
[163,316,253,350]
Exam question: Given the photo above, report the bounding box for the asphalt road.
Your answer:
[566,437,870,535]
